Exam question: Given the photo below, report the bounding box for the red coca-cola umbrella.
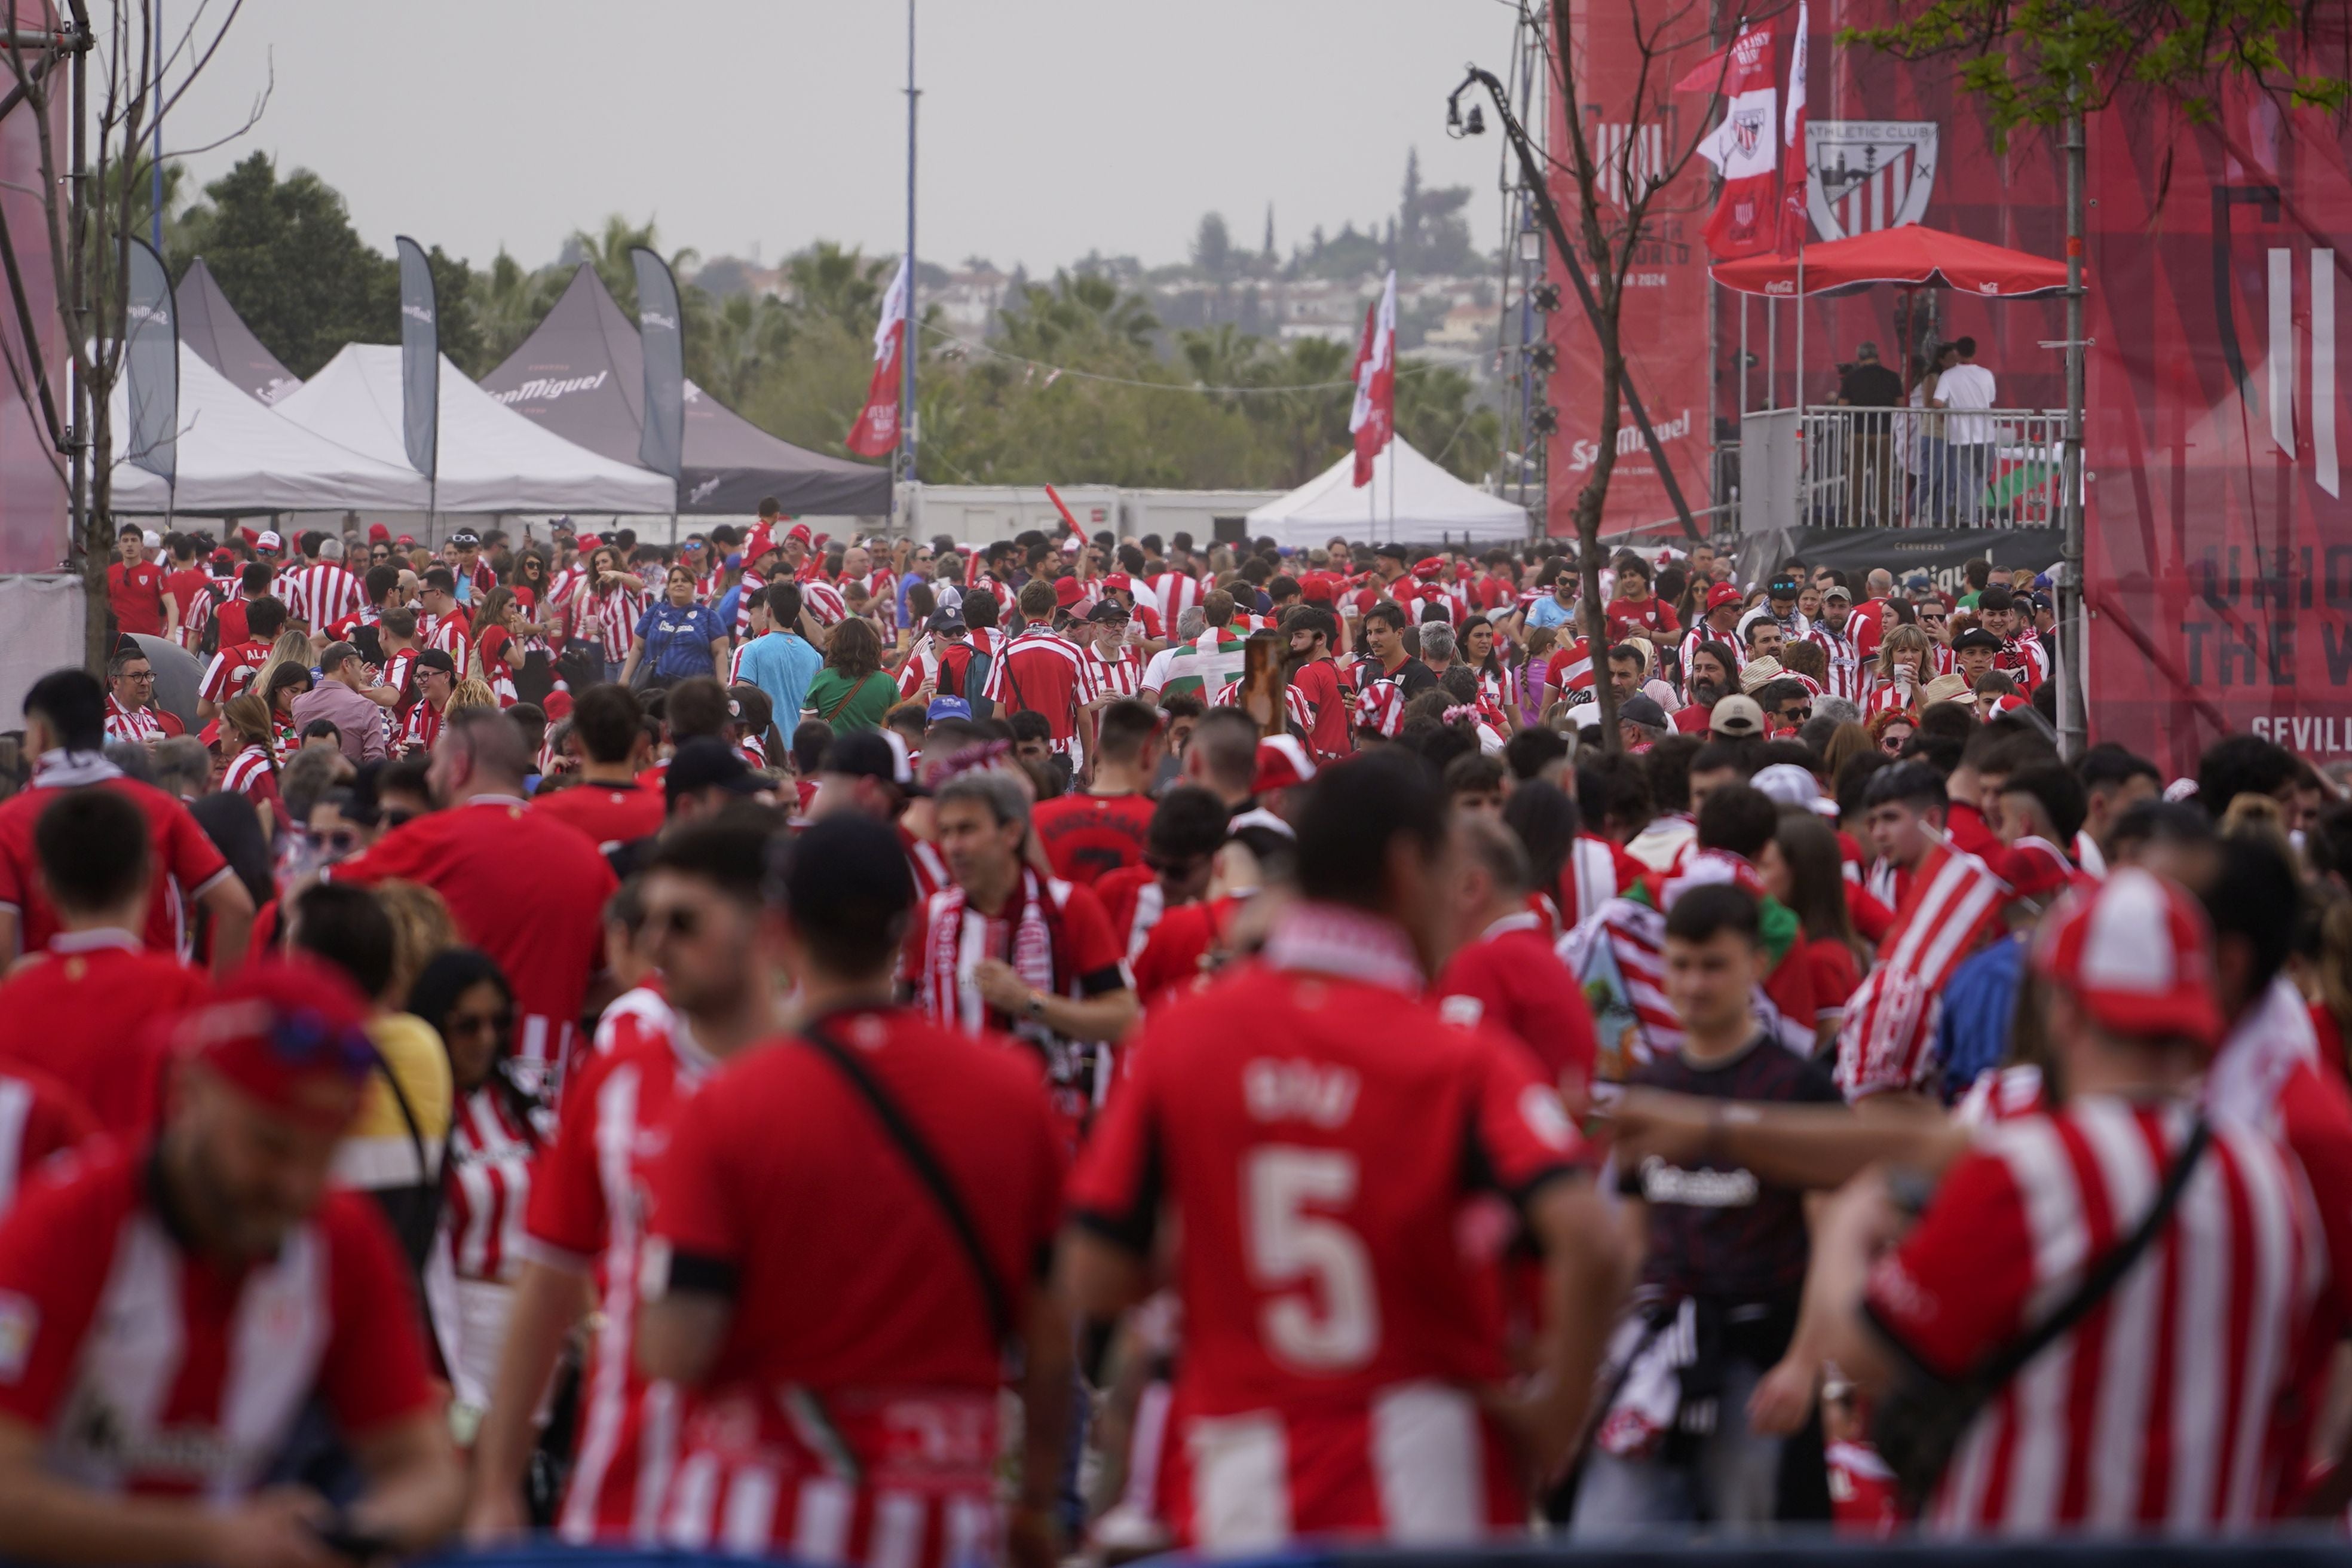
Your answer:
[1709,222,2073,299]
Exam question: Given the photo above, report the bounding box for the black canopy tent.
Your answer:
[175,258,302,405]
[480,265,892,516]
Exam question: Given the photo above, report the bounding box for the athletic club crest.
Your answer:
[1806,121,1938,239]
[1732,108,1766,159]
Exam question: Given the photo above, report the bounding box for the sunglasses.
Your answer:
[442,1009,513,1037]
[308,826,365,856]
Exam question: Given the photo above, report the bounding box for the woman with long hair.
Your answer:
[1819,720,1876,782]
[1763,809,1869,1049]
[411,947,543,1420]
[261,660,314,756]
[1461,615,1523,732]
[580,544,647,684]
[251,628,314,706]
[505,548,552,615]
[1864,623,1933,716]
[1502,779,1579,939]
[219,691,283,839]
[801,615,895,733]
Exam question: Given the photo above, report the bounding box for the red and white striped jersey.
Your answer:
[1866,1097,2328,1534]
[1998,633,2051,694]
[198,640,271,706]
[103,696,166,745]
[400,700,443,758]
[584,587,642,664]
[0,1144,436,1496]
[1211,678,1315,734]
[1082,643,1144,703]
[799,580,847,628]
[1835,838,2008,1102]
[983,627,1087,750]
[900,826,950,906]
[445,1085,542,1285]
[527,1027,714,1545]
[220,743,277,804]
[590,982,673,1061]
[1862,671,1926,718]
[424,614,474,679]
[1808,621,1864,703]
[1145,572,1204,627]
[285,562,365,630]
[1676,625,1745,703]
[164,568,214,651]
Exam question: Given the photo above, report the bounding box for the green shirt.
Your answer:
[803,667,897,733]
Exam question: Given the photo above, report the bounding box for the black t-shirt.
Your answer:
[1619,1031,1841,1308]
[1356,656,1437,699]
[1839,362,1904,408]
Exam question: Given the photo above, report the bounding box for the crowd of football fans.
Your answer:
[0,506,2342,1562]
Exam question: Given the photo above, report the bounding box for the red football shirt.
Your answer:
[106,560,167,636]
[980,627,1086,745]
[330,796,617,1099]
[213,595,251,649]
[0,1065,98,1213]
[529,780,665,853]
[1071,904,1584,1415]
[0,1144,435,1495]
[1432,914,1601,1094]
[645,1007,1064,1557]
[1031,791,1156,886]
[526,1026,713,1543]
[163,568,213,639]
[198,639,272,706]
[0,932,209,1140]
[1290,656,1352,760]
[1603,595,1680,642]
[0,767,232,961]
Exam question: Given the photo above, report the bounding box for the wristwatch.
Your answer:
[1025,993,1046,1021]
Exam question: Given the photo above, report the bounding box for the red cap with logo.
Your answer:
[1252,735,1318,795]
[2031,867,2226,1049]
[1101,572,1133,592]
[367,523,390,543]
[1706,583,1744,611]
[173,958,378,1132]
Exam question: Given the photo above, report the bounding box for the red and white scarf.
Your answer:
[921,869,1063,1039]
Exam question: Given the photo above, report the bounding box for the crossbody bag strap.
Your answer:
[799,1019,1014,1354]
[1973,1115,2212,1394]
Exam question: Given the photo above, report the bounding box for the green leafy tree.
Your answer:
[475,251,569,372]
[1849,0,2348,136]
[174,153,401,378]
[783,241,890,336]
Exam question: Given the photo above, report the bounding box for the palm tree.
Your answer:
[475,250,568,369]
[565,214,699,315]
[783,241,890,336]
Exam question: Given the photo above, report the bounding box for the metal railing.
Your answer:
[1742,406,2072,532]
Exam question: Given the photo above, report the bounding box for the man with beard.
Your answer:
[466,814,780,1546]
[1806,583,1862,703]
[1677,585,1746,703]
[0,961,463,1564]
[1673,642,1741,734]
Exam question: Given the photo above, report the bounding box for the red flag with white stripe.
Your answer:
[1835,833,2010,1100]
[846,256,911,457]
[1349,270,1397,486]
[1697,21,1780,259]
[1775,0,1809,258]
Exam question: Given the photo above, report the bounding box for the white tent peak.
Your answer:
[111,344,431,515]
[1245,438,1527,547]
[275,345,675,514]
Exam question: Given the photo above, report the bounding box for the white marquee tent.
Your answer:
[111,345,431,514]
[276,345,678,514]
[1245,437,1528,548]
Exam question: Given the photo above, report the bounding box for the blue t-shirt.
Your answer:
[1528,595,1575,630]
[1933,935,2026,1102]
[634,601,728,680]
[734,631,825,724]
[717,583,744,632]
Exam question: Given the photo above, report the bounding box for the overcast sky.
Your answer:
[167,0,1531,277]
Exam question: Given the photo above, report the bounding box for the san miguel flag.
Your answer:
[846,255,911,458]
[1693,20,1780,260]
[1776,0,1810,256]
[1348,269,1397,486]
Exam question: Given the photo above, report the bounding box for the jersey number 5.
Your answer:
[1245,1146,1378,1373]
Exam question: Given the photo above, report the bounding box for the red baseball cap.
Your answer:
[2000,836,2078,905]
[1054,575,1085,609]
[1706,583,1744,611]
[394,533,417,547]
[1411,556,1446,580]
[1302,574,1337,604]
[366,523,390,544]
[2032,867,2226,1049]
[1252,735,1318,795]
[1986,693,2032,717]
[1101,572,1133,592]
[173,958,377,1132]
